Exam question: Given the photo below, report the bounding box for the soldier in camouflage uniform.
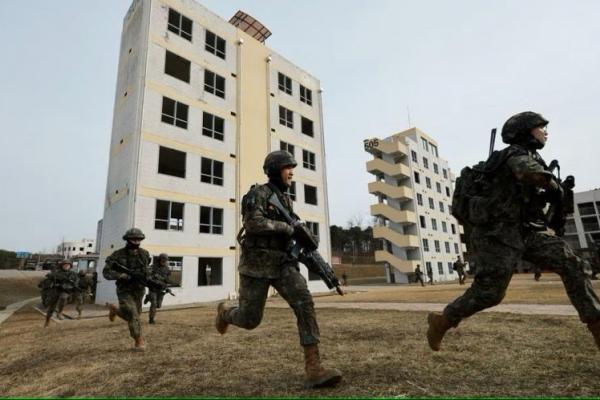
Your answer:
[146,253,171,324]
[44,259,78,327]
[215,150,342,389]
[103,228,152,351]
[453,256,467,285]
[428,112,600,351]
[414,265,425,287]
[74,270,92,319]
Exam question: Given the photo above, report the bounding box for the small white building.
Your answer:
[564,188,600,249]
[57,239,96,259]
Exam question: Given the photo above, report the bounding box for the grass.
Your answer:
[1,304,600,397]
[0,277,41,309]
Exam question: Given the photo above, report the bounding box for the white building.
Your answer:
[57,239,96,259]
[96,0,332,305]
[564,188,600,249]
[365,128,465,283]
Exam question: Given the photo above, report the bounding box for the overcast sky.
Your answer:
[1,0,599,252]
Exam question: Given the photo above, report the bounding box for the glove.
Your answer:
[118,273,130,280]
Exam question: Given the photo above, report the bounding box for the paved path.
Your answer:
[0,297,40,324]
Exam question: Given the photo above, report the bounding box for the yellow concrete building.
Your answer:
[365,128,465,283]
[97,0,331,305]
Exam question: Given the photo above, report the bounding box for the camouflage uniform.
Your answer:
[414,265,425,287]
[148,259,171,323]
[426,264,434,285]
[443,144,600,326]
[453,259,467,285]
[222,183,320,346]
[103,247,151,339]
[75,272,92,317]
[45,268,78,321]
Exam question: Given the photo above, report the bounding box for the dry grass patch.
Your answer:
[0,278,41,309]
[1,304,600,397]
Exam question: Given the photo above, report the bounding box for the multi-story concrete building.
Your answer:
[564,189,600,249]
[365,128,465,283]
[57,239,96,259]
[96,0,331,305]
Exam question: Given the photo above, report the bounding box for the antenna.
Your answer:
[407,106,412,128]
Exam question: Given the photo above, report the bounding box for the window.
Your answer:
[454,243,459,253]
[423,157,429,169]
[198,257,222,286]
[302,150,316,170]
[161,97,188,129]
[582,216,600,232]
[448,262,454,274]
[301,116,314,137]
[439,201,445,213]
[202,112,224,141]
[434,240,440,253]
[286,181,296,201]
[421,138,429,151]
[431,218,438,231]
[422,238,429,252]
[446,186,451,197]
[429,197,434,210]
[201,157,224,186]
[155,200,184,231]
[437,262,443,274]
[431,144,439,157]
[205,30,226,59]
[445,242,450,253]
[278,72,292,95]
[79,247,84,251]
[151,255,183,286]
[451,224,456,234]
[417,193,423,206]
[300,85,312,105]
[420,215,426,228]
[279,106,293,128]
[426,177,431,189]
[304,184,317,205]
[280,141,295,156]
[88,243,92,247]
[443,169,448,179]
[200,206,223,234]
[578,202,596,216]
[158,146,186,178]
[414,172,420,184]
[168,8,192,41]
[426,262,432,276]
[433,163,439,174]
[165,50,190,83]
[411,151,418,163]
[442,221,447,233]
[204,69,225,98]
[436,182,442,193]
[306,221,319,239]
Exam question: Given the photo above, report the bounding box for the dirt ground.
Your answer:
[0,278,42,309]
[1,304,600,397]
[315,273,600,305]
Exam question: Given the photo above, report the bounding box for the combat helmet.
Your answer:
[122,228,145,241]
[60,259,73,268]
[158,253,169,261]
[501,111,548,145]
[263,150,297,178]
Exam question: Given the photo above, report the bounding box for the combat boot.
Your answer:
[133,336,146,352]
[149,317,155,324]
[303,344,342,389]
[77,311,82,320]
[215,302,229,334]
[427,312,453,351]
[44,316,51,328]
[56,312,64,320]
[106,303,118,322]
[587,320,600,350]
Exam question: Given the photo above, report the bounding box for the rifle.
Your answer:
[111,262,175,297]
[268,193,344,296]
[545,160,575,236]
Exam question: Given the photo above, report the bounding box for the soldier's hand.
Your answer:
[118,273,129,280]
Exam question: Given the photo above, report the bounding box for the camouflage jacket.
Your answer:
[77,275,92,292]
[45,270,79,293]
[239,183,295,279]
[149,263,171,291]
[103,247,151,293]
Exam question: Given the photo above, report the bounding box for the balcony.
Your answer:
[368,181,413,201]
[365,138,408,157]
[373,226,419,248]
[366,158,411,179]
[370,203,416,225]
[374,250,419,273]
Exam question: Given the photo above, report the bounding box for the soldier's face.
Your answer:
[531,126,547,146]
[61,264,71,271]
[280,166,294,186]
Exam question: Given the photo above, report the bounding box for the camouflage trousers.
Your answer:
[223,265,320,346]
[115,288,144,338]
[75,292,89,313]
[444,230,600,326]
[148,291,165,320]
[46,291,69,319]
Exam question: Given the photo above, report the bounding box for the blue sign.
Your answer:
[16,252,31,258]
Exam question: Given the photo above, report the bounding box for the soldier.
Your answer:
[103,228,152,351]
[44,259,78,327]
[215,150,342,389]
[453,256,467,285]
[146,253,171,324]
[428,112,600,351]
[426,263,434,285]
[74,270,92,319]
[414,265,425,287]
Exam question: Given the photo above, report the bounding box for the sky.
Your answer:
[1,0,599,252]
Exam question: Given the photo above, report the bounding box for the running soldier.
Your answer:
[146,253,171,324]
[44,259,78,327]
